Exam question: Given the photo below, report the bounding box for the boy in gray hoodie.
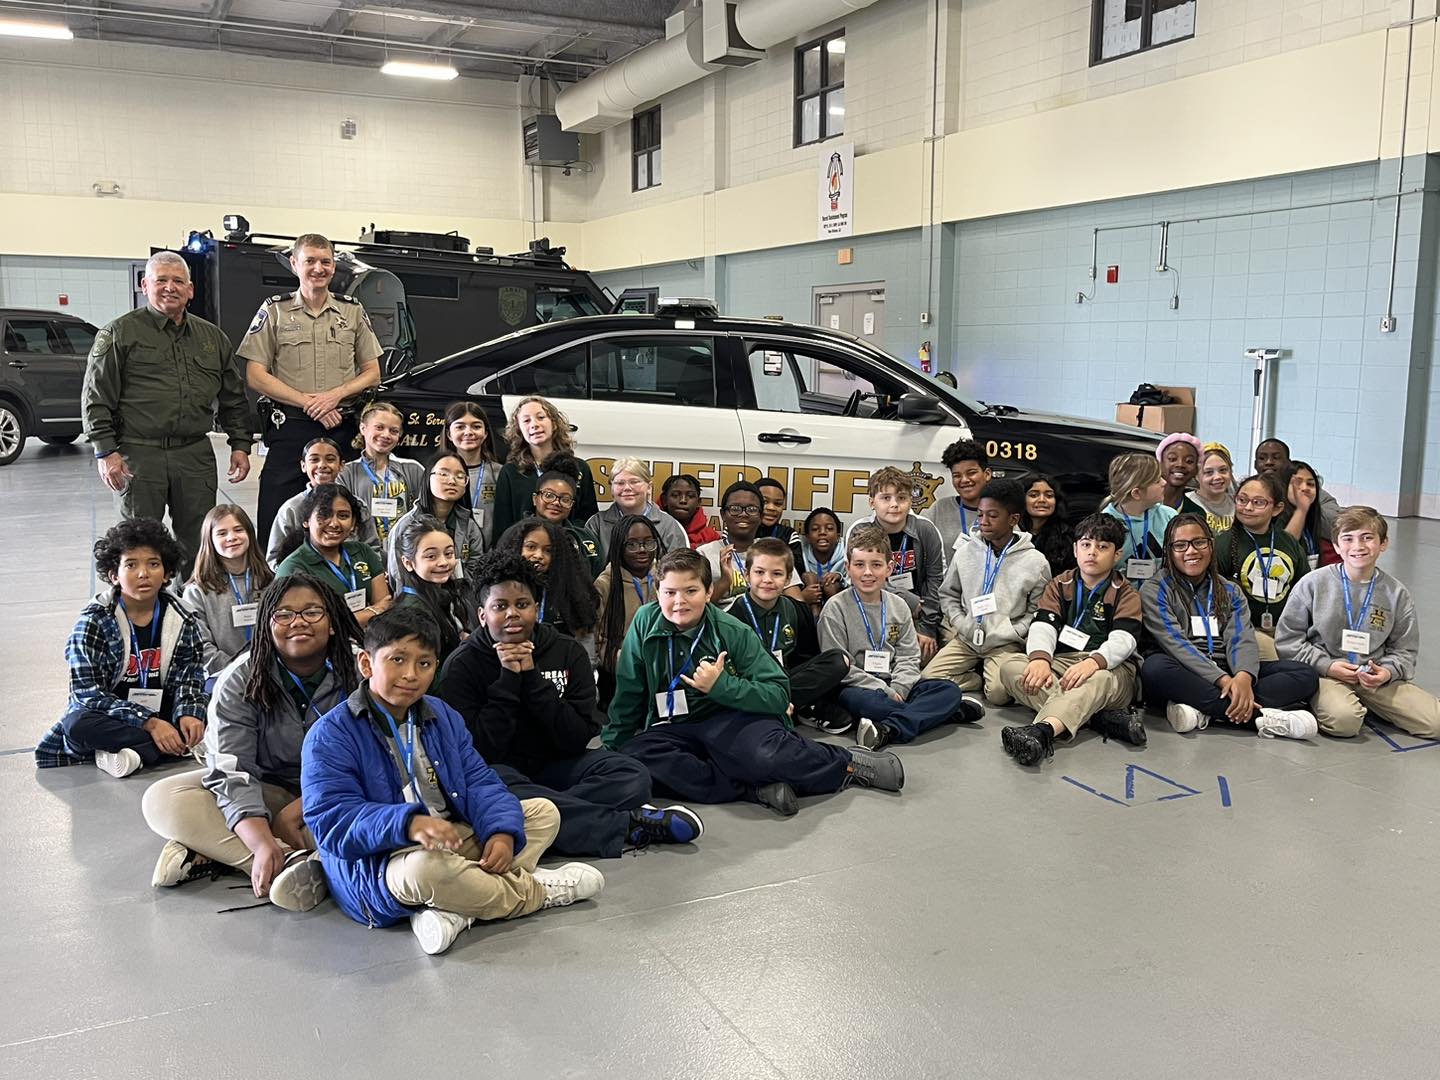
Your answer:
[1275,506,1439,738]
[921,479,1051,704]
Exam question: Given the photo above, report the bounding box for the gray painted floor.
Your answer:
[3,436,1439,1079]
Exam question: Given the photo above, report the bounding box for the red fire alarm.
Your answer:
[1105,266,1119,284]
[58,293,69,306]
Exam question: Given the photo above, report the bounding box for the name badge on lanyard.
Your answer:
[231,603,259,628]
[863,650,892,675]
[1058,624,1090,650]
[371,496,400,519]
[345,588,368,612]
[656,689,689,717]
[1341,629,1371,655]
[890,571,915,592]
[1126,557,1158,581]
[1191,615,1219,636]
[970,593,998,617]
[129,687,164,712]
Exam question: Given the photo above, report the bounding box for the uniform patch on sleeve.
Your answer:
[246,308,268,335]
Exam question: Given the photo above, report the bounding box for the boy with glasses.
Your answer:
[697,481,803,603]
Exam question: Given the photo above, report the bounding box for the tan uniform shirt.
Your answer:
[236,291,382,396]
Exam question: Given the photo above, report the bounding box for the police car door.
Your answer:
[494,330,744,507]
[736,335,964,526]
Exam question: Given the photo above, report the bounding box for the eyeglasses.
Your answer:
[434,469,467,482]
[623,538,659,553]
[272,606,328,626]
[724,504,762,516]
[1168,537,1213,553]
[537,490,575,507]
[1235,496,1272,509]
[612,478,645,490]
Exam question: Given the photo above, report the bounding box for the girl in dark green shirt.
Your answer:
[1214,472,1309,653]
[275,484,392,628]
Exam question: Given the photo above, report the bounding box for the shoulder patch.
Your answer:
[246,308,268,335]
[335,294,358,304]
[268,294,290,304]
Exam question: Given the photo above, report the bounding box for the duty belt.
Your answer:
[122,434,208,449]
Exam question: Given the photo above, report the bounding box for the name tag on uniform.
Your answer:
[474,509,486,532]
[1126,558,1158,581]
[1191,616,1219,636]
[129,687,164,713]
[1261,579,1283,600]
[657,690,689,717]
[371,497,400,519]
[863,650,892,675]
[890,571,915,592]
[1058,625,1091,650]
[1307,554,1320,571]
[231,603,258,628]
[1341,629,1371,654]
[345,588,368,612]
[970,593,998,617]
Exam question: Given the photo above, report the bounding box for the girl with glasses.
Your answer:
[1138,514,1318,738]
[141,574,362,910]
[386,452,487,583]
[584,457,689,563]
[594,514,666,708]
[1215,473,1311,659]
[530,455,604,577]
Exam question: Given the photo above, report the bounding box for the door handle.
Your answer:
[7,360,26,369]
[757,431,811,444]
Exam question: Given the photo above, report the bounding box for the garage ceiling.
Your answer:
[0,0,672,80]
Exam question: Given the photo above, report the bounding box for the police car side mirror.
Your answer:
[896,394,945,424]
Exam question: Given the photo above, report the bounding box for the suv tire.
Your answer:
[0,400,26,466]
[40,434,78,446]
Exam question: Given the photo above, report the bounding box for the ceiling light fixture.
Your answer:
[381,59,458,80]
[0,18,74,39]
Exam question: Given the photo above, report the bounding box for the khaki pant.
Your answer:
[385,798,559,922]
[141,768,310,872]
[1312,678,1440,739]
[1254,630,1279,661]
[921,636,1020,705]
[995,653,1138,736]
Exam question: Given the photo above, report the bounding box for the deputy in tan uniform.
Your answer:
[239,232,382,541]
[83,250,252,574]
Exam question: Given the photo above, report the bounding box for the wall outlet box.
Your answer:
[838,248,853,265]
[1379,316,1397,333]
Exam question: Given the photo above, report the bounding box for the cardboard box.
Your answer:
[1115,385,1196,434]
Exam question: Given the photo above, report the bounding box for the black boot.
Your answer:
[1000,722,1055,766]
[1090,707,1147,746]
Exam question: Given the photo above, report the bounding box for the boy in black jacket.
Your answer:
[437,551,702,856]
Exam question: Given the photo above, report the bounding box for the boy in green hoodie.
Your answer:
[602,548,904,816]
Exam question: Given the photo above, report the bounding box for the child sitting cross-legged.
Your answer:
[819,525,983,750]
[37,519,208,778]
[1275,506,1440,739]
[726,538,852,734]
[994,514,1148,766]
[437,550,702,858]
[301,606,604,956]
[602,548,904,817]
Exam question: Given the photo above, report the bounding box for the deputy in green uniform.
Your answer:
[83,250,252,573]
[240,232,382,543]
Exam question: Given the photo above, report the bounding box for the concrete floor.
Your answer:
[3,435,1440,1080]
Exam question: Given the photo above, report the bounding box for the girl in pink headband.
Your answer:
[1155,432,1204,513]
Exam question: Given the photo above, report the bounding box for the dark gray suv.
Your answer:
[0,308,94,465]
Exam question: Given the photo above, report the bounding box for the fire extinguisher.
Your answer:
[918,341,932,374]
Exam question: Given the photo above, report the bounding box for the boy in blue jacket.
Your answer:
[302,606,604,956]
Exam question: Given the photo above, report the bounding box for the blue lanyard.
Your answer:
[312,542,358,592]
[728,550,747,586]
[1340,567,1378,663]
[814,548,839,577]
[360,455,393,500]
[538,590,548,622]
[228,570,253,642]
[1121,509,1150,559]
[1071,576,1104,629]
[375,699,426,805]
[665,630,710,715]
[1248,528,1277,609]
[852,587,886,651]
[740,595,782,653]
[1192,580,1216,656]
[470,462,487,509]
[1302,528,1316,556]
[631,574,653,606]
[399,585,420,598]
[284,663,330,721]
[119,597,163,689]
[959,503,971,535]
[977,538,1013,623]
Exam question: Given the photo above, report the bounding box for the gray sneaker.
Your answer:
[847,748,905,791]
[269,851,329,912]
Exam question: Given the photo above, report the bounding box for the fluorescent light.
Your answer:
[0,18,74,39]
[381,59,458,80]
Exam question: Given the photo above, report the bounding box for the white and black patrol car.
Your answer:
[377,299,1160,524]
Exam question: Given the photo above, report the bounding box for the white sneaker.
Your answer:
[855,717,881,749]
[151,840,212,887]
[94,748,142,778]
[268,851,329,912]
[1256,707,1319,740]
[411,908,472,955]
[1165,702,1208,733]
[534,862,605,909]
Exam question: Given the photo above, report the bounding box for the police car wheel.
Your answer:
[0,402,26,466]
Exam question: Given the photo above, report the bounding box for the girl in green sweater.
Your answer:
[1215,472,1309,660]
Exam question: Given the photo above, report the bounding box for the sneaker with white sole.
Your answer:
[94,748,142,778]
[411,908,472,955]
[1165,702,1208,733]
[151,840,216,888]
[534,862,605,909]
[1256,707,1318,740]
[268,851,329,912]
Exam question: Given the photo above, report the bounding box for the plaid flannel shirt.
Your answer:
[36,591,208,767]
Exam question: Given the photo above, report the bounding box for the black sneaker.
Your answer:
[1090,708,1148,746]
[755,781,799,817]
[627,803,704,845]
[847,748,905,791]
[1000,722,1055,766]
[814,703,854,735]
[955,694,986,723]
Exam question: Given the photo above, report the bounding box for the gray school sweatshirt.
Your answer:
[181,580,253,675]
[337,455,425,549]
[921,496,978,555]
[1274,565,1419,681]
[937,529,1051,653]
[266,489,309,566]
[844,511,947,639]
[385,504,487,582]
[817,588,920,698]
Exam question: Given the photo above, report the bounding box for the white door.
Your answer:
[736,336,963,527]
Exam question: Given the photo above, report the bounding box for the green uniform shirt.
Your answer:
[1215,525,1310,629]
[725,594,804,665]
[275,539,385,603]
[82,305,252,457]
[565,521,603,578]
